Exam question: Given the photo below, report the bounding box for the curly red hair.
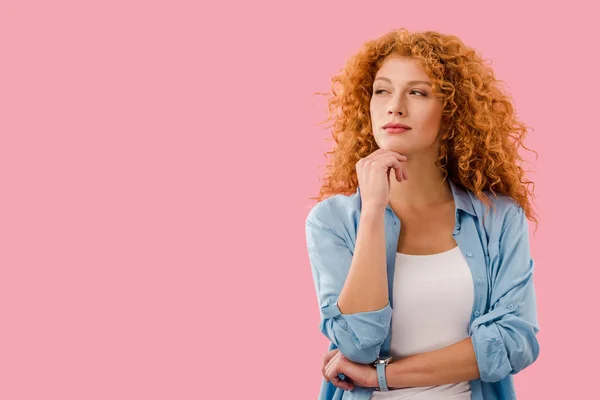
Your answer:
[311,28,538,225]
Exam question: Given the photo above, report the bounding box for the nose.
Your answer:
[387,96,406,116]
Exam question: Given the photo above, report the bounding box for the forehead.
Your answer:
[374,55,429,81]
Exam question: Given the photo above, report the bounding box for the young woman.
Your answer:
[305,28,540,400]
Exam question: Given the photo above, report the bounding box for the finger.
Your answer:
[403,167,408,180]
[322,350,338,380]
[385,157,405,182]
[386,162,403,182]
[373,150,407,161]
[324,361,335,383]
[322,349,338,365]
[324,355,354,391]
[324,354,339,382]
[324,353,342,379]
[359,150,405,169]
[396,166,403,182]
[365,149,385,159]
[328,372,354,391]
[328,370,354,391]
[386,151,408,161]
[372,157,404,175]
[334,377,355,391]
[331,377,354,391]
[357,151,381,167]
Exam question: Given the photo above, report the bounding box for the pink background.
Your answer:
[1,1,597,398]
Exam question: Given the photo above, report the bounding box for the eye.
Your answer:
[374,89,426,96]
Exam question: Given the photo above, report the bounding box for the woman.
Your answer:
[305,28,540,400]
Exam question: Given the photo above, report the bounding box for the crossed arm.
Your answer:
[308,204,540,390]
[321,336,479,390]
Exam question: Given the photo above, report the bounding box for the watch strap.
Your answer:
[376,361,389,391]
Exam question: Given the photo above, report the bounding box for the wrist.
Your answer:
[373,356,393,390]
[360,207,386,219]
[368,366,379,388]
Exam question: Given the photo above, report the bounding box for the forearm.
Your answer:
[386,338,480,388]
[337,208,388,314]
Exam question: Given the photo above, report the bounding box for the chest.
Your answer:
[394,206,457,255]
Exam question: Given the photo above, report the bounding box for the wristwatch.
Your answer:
[373,356,393,391]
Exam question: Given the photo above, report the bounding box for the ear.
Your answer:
[436,126,446,140]
[437,119,451,139]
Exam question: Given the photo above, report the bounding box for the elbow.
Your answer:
[320,315,390,365]
[478,342,540,383]
[504,319,540,377]
[509,334,540,375]
[339,343,381,364]
[474,324,540,383]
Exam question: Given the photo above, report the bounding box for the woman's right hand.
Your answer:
[356,149,407,211]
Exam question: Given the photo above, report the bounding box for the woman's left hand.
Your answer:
[322,349,378,390]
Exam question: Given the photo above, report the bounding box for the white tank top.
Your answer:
[370,246,474,400]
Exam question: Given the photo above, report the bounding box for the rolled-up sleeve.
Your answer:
[305,203,392,364]
[469,207,540,383]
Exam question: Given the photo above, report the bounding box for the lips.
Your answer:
[383,122,412,130]
[384,127,410,134]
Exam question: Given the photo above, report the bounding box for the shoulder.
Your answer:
[305,190,361,231]
[487,191,523,219]
[469,190,527,241]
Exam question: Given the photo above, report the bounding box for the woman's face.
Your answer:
[369,54,444,156]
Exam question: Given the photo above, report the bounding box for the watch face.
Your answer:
[375,357,392,365]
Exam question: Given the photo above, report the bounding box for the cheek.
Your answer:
[423,109,442,130]
[369,102,376,117]
[370,98,385,114]
[369,106,379,124]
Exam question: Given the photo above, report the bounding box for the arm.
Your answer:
[338,208,388,314]
[306,201,391,364]
[374,207,539,388]
[384,338,480,388]
[469,206,540,382]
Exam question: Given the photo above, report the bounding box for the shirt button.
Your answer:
[476,278,482,285]
[453,230,459,235]
[474,311,480,317]
[393,221,397,226]
[466,252,473,258]
[507,304,514,310]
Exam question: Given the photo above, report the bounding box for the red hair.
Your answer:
[312,28,538,225]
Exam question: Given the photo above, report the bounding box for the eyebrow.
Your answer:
[374,77,432,86]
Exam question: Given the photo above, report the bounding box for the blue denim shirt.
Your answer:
[305,180,540,400]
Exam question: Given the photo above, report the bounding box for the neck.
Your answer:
[389,152,453,209]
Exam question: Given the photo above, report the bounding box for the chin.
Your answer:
[377,140,409,154]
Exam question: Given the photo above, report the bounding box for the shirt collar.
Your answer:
[356,178,476,217]
[447,179,476,216]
